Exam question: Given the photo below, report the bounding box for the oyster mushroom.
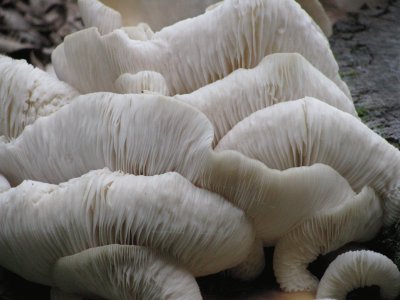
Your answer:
[273,188,382,292]
[52,245,202,300]
[0,92,377,282]
[0,55,78,138]
[52,0,350,97]
[316,250,400,300]
[216,97,400,225]
[174,52,355,144]
[0,168,255,284]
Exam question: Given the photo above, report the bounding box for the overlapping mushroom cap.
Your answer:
[0,0,398,299]
[52,0,351,97]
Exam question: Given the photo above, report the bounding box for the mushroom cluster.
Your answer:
[0,0,399,299]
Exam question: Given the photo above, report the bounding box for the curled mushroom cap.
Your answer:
[0,168,255,283]
[216,97,400,225]
[0,55,78,138]
[316,250,400,300]
[52,0,350,97]
[273,187,382,292]
[175,52,355,143]
[0,93,374,248]
[52,245,202,300]
[78,0,122,35]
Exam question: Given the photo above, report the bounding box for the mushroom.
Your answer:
[0,55,78,138]
[78,0,122,35]
[0,168,255,285]
[51,245,202,300]
[52,0,350,97]
[216,97,400,225]
[296,0,332,36]
[316,250,400,300]
[273,187,382,292]
[115,71,170,95]
[174,52,355,144]
[0,92,379,283]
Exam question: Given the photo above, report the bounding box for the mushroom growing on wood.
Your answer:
[0,55,78,138]
[52,245,202,300]
[0,168,255,285]
[316,250,400,300]
[0,92,379,283]
[52,0,350,97]
[216,97,400,226]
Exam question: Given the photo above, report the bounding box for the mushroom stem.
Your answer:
[52,245,202,300]
[273,187,382,292]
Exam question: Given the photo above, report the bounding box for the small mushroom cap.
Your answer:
[316,250,400,300]
[216,97,400,226]
[273,187,382,292]
[52,245,202,300]
[115,71,170,95]
[0,55,78,138]
[0,169,255,284]
[52,0,350,97]
[177,52,355,143]
[78,0,122,34]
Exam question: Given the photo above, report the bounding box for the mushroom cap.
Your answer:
[0,55,78,138]
[78,0,122,35]
[52,0,350,97]
[316,250,400,300]
[216,97,400,225]
[52,245,202,300]
[176,52,355,143]
[0,168,255,284]
[115,71,169,95]
[0,93,372,248]
[273,186,382,292]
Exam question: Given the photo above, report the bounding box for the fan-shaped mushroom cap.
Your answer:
[0,168,255,282]
[78,0,122,35]
[52,245,202,300]
[273,187,382,292]
[52,0,350,97]
[0,55,78,138]
[175,53,355,143]
[216,97,400,226]
[0,93,371,247]
[316,250,400,300]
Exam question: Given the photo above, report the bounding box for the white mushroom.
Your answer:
[273,187,382,292]
[174,52,355,144]
[0,168,255,281]
[0,55,78,138]
[52,0,350,97]
[115,71,170,95]
[51,245,202,300]
[78,0,122,35]
[316,250,400,300]
[0,92,378,285]
[216,97,400,225]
